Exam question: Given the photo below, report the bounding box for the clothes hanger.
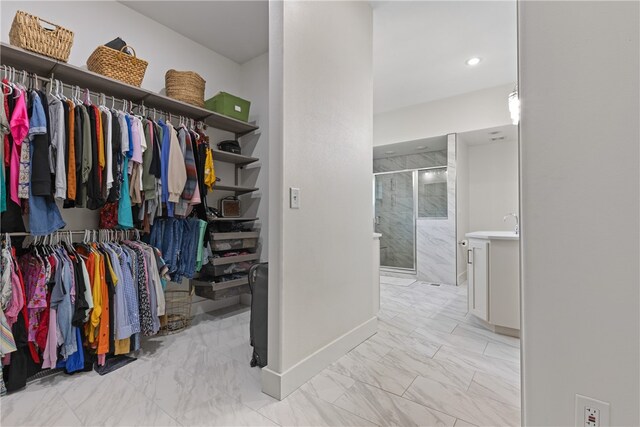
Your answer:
[10,68,22,99]
[83,88,92,106]
[0,66,12,96]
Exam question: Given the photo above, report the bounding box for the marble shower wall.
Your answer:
[373,150,447,173]
[416,135,457,285]
[374,146,456,281]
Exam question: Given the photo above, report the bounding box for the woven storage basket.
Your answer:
[159,289,193,335]
[9,11,74,62]
[165,70,206,107]
[86,45,148,87]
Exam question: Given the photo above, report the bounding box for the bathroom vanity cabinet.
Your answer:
[466,232,520,336]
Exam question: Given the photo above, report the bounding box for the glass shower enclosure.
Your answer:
[374,170,416,272]
[374,167,448,273]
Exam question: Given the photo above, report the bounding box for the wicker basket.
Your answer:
[86,45,148,87]
[165,70,206,107]
[159,289,193,335]
[9,11,74,62]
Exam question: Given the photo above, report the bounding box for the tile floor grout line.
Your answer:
[398,378,469,424]
[400,374,419,398]
[58,383,89,426]
[255,406,283,426]
[466,371,477,392]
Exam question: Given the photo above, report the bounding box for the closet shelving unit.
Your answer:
[1,43,263,301]
[0,43,258,137]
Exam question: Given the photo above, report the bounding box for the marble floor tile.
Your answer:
[334,380,457,426]
[454,418,479,426]
[351,336,396,362]
[380,276,417,286]
[174,386,277,426]
[434,346,520,384]
[378,316,419,336]
[403,376,521,427]
[411,327,489,354]
[202,355,278,411]
[381,348,475,391]
[452,323,520,348]
[258,389,375,426]
[467,371,521,408]
[217,339,255,364]
[1,275,522,427]
[59,372,143,425]
[369,330,441,359]
[377,306,403,321]
[1,386,82,427]
[484,342,520,363]
[299,369,356,403]
[129,366,213,419]
[395,313,459,334]
[328,352,417,396]
[102,391,181,427]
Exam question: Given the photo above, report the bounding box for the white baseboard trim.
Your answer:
[457,270,468,286]
[261,316,378,400]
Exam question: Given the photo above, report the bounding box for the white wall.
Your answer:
[264,0,375,399]
[239,52,269,261]
[467,139,518,232]
[1,1,242,95]
[455,137,469,284]
[520,2,639,426]
[374,83,515,147]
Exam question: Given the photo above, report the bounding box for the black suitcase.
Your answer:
[249,262,268,367]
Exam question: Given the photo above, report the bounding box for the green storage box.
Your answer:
[205,92,251,122]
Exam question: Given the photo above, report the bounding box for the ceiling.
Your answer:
[120,1,268,64]
[458,124,518,146]
[373,135,447,159]
[373,1,517,114]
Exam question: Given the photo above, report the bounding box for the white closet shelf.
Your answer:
[212,150,259,166]
[212,184,258,194]
[211,253,259,266]
[211,231,259,241]
[207,217,258,222]
[0,43,259,137]
[192,276,249,291]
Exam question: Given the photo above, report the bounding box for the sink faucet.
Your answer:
[503,213,519,234]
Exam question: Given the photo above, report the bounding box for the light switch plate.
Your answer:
[290,187,300,209]
[575,394,610,427]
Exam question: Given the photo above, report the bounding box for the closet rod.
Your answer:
[4,229,140,237]
[0,64,205,127]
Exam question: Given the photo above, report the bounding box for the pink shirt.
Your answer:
[9,91,28,204]
[41,307,58,369]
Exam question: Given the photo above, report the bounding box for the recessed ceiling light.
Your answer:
[466,57,482,66]
[384,150,395,154]
[415,146,425,149]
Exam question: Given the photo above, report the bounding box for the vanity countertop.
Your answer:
[466,231,519,241]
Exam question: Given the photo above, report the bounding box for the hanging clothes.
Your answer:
[1,232,169,392]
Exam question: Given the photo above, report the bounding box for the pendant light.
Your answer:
[508,84,520,125]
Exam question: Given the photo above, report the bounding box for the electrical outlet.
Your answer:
[290,187,300,209]
[585,407,599,427]
[575,395,610,427]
